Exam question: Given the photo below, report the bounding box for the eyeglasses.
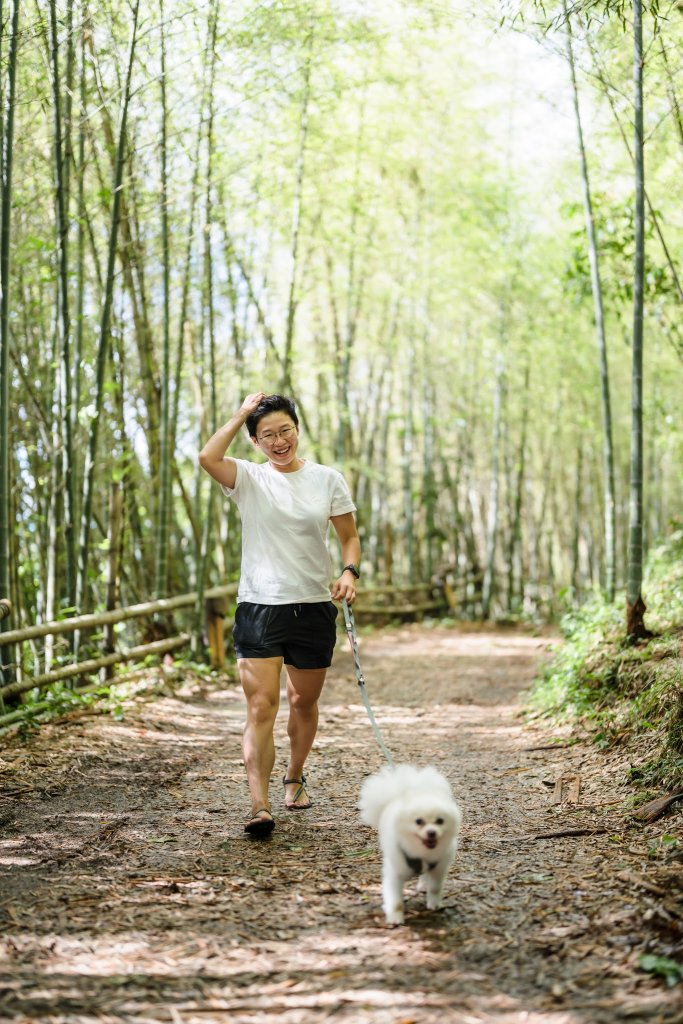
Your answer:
[257,425,297,446]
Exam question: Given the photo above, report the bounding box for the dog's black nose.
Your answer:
[426,828,437,839]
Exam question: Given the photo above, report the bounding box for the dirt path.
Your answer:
[0,623,681,1023]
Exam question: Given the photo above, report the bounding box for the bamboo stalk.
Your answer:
[627,0,647,638]
[282,20,313,393]
[0,634,192,700]
[0,0,20,687]
[154,0,172,605]
[76,0,141,616]
[565,2,616,602]
[48,0,77,610]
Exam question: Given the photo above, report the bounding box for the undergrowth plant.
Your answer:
[528,530,683,790]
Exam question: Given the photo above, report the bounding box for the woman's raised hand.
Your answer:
[239,392,267,417]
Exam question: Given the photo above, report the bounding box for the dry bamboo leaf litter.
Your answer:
[0,623,681,1024]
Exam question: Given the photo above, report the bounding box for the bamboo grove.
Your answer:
[0,0,681,672]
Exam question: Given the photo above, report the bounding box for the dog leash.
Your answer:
[341,598,395,767]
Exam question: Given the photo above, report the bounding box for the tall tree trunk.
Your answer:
[282,24,313,393]
[76,0,140,615]
[565,3,617,601]
[481,352,505,619]
[48,0,77,611]
[626,0,649,639]
[506,356,530,613]
[0,0,19,683]
[112,328,145,603]
[44,337,61,671]
[86,33,161,487]
[171,14,212,464]
[571,442,583,603]
[102,479,123,680]
[335,96,366,464]
[154,0,172,604]
[194,0,219,657]
[73,13,87,509]
[371,372,394,583]
[402,341,416,582]
[422,372,437,582]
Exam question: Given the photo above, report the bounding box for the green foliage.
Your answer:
[529,532,683,787]
[638,954,683,988]
[5,0,683,633]
[561,194,678,310]
[0,657,221,736]
[8,682,113,740]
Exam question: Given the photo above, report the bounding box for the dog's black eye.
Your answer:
[415,818,425,826]
[435,818,444,825]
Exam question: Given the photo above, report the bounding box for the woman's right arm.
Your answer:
[198,392,266,490]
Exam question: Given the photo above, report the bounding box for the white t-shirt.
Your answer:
[222,459,357,604]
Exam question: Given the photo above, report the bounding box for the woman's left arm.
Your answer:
[330,512,361,605]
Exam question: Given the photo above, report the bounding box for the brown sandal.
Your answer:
[244,808,275,836]
[283,775,312,810]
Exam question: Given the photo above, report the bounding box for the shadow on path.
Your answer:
[0,623,680,1023]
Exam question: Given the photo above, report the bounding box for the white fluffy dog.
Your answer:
[359,763,463,925]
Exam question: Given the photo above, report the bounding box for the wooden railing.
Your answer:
[0,577,472,723]
[352,583,448,619]
[0,585,237,703]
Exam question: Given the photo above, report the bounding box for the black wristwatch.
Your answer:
[342,563,360,579]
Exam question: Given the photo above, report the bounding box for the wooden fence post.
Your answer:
[0,599,10,710]
[206,596,227,670]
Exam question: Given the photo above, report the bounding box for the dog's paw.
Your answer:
[426,895,443,911]
[384,900,405,925]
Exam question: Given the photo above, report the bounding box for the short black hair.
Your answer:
[246,394,299,438]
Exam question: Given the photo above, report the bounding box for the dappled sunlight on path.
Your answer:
[0,623,680,1023]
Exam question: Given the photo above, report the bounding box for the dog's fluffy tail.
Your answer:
[358,763,454,827]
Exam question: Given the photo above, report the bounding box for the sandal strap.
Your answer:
[249,808,273,820]
[283,775,308,804]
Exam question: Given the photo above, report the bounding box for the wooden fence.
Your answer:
[0,576,477,727]
[0,584,238,702]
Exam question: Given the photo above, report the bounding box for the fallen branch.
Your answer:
[484,826,612,844]
[529,827,609,841]
[631,791,683,824]
[523,743,575,751]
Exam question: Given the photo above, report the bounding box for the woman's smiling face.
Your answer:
[253,411,300,469]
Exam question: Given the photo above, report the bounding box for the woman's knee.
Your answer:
[286,668,326,712]
[246,690,278,725]
[288,688,318,714]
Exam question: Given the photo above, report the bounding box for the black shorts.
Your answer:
[232,601,339,669]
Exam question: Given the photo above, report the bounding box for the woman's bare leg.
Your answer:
[283,665,327,808]
[238,656,283,815]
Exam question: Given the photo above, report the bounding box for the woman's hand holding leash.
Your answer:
[331,571,356,604]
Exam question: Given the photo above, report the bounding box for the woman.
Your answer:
[198,392,361,837]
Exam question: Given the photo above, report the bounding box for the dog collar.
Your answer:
[401,848,439,875]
